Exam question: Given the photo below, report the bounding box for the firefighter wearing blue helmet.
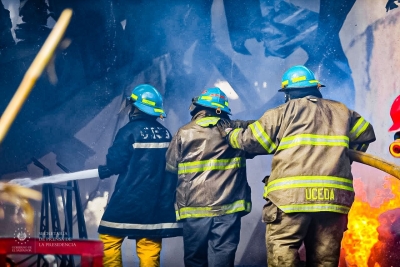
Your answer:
[97,84,182,267]
[166,87,253,267]
[218,65,376,266]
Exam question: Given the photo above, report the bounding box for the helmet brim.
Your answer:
[192,102,231,115]
[134,102,167,118]
[389,121,400,132]
[278,84,325,92]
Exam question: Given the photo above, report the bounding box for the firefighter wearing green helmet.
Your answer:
[218,65,376,266]
[166,87,254,267]
[97,84,182,267]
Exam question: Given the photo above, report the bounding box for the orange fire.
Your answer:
[340,176,400,267]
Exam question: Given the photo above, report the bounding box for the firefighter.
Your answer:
[165,87,253,267]
[97,84,182,267]
[218,65,376,267]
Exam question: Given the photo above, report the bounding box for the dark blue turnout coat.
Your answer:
[98,113,182,238]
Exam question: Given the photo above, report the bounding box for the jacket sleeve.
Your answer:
[165,131,181,174]
[227,108,282,155]
[348,111,376,152]
[105,127,134,175]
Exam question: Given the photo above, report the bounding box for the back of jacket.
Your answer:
[228,97,376,214]
[166,110,252,220]
[98,113,182,238]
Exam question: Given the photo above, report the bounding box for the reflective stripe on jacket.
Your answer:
[228,97,376,214]
[166,110,252,220]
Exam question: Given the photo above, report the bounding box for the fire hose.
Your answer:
[4,150,400,188]
[349,150,400,180]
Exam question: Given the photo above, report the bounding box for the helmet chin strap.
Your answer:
[285,93,291,103]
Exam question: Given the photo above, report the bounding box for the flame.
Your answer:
[341,176,400,267]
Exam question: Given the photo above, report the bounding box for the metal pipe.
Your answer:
[0,9,73,143]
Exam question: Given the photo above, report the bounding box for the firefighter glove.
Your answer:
[216,119,235,138]
[98,165,113,179]
[230,119,256,128]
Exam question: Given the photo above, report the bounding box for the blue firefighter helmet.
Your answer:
[130,84,166,118]
[279,65,325,92]
[193,87,231,114]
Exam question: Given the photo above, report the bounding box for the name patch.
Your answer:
[305,188,335,201]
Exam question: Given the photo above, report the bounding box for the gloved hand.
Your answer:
[230,119,256,129]
[216,118,234,138]
[216,119,256,138]
[98,165,113,180]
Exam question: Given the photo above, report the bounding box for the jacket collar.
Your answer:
[191,109,222,121]
[129,112,157,122]
[192,109,229,121]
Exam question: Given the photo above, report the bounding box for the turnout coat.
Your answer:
[98,113,182,238]
[166,110,252,220]
[227,96,376,214]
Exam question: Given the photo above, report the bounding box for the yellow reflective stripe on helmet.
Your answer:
[264,176,354,196]
[292,75,306,83]
[350,117,369,139]
[142,98,156,106]
[154,108,164,113]
[308,79,319,84]
[225,101,229,107]
[279,204,350,214]
[211,102,224,108]
[201,95,213,100]
[229,128,241,149]
[131,93,138,100]
[178,157,245,175]
[249,121,276,153]
[196,117,220,127]
[176,200,251,220]
[277,134,349,151]
[282,80,289,88]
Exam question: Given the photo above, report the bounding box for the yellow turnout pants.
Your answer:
[99,234,162,267]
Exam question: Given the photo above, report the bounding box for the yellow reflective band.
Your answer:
[211,102,224,108]
[291,75,306,83]
[279,204,350,214]
[308,80,319,84]
[154,108,164,113]
[176,200,251,220]
[201,96,213,100]
[131,93,138,100]
[350,117,369,139]
[229,128,241,149]
[225,101,229,107]
[178,157,245,175]
[249,121,276,153]
[282,80,289,88]
[264,176,354,197]
[196,117,220,127]
[142,98,156,106]
[277,134,349,151]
